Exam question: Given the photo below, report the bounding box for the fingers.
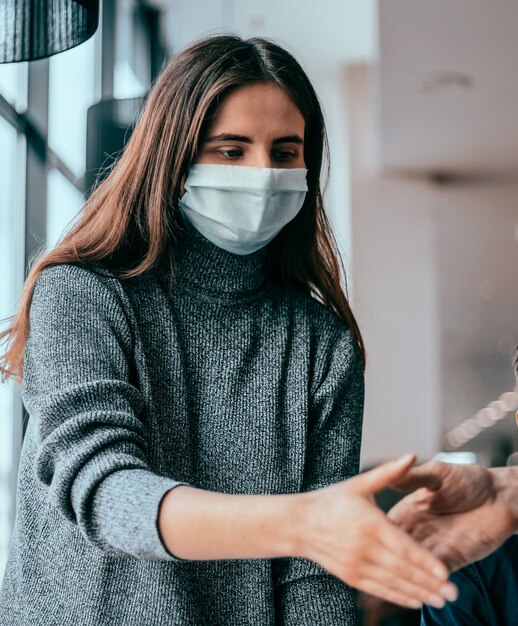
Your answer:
[346,518,458,609]
[355,454,417,495]
[360,545,457,609]
[387,489,431,526]
[390,460,447,493]
[350,520,458,609]
[379,514,452,583]
[359,580,424,610]
[358,566,450,610]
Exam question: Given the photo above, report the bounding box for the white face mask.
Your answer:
[178,164,308,255]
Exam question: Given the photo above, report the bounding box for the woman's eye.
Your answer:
[217,149,243,159]
[274,151,296,161]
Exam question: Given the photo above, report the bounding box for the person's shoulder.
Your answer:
[36,260,106,283]
[31,261,129,314]
[28,263,138,353]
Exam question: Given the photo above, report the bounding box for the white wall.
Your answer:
[345,63,518,467]
[164,0,375,64]
[345,64,442,467]
[433,184,518,433]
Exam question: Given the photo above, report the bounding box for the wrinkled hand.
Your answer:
[390,460,493,514]
[302,455,458,609]
[388,461,517,572]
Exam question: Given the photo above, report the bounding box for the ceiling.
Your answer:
[378,0,518,178]
[159,0,376,69]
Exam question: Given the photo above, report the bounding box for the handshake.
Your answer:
[305,454,518,610]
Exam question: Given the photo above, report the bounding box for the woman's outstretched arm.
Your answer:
[159,454,458,611]
[159,323,457,614]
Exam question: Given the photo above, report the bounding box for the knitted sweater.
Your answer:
[0,216,364,625]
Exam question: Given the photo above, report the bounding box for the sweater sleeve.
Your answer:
[21,263,189,561]
[272,322,364,625]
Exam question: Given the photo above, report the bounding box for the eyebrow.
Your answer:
[204,133,304,145]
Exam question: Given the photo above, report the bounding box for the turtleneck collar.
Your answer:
[166,212,270,298]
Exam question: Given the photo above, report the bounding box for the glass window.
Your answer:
[47,169,85,251]
[114,0,149,99]
[0,63,28,112]
[0,116,21,584]
[48,35,97,178]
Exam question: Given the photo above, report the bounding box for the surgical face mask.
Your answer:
[178,164,308,255]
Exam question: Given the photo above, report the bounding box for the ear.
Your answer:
[179,174,186,197]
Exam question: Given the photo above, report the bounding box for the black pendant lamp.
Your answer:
[85,96,147,198]
[0,0,99,63]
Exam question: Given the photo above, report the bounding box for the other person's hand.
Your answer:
[388,461,518,572]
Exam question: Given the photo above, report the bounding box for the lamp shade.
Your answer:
[85,96,146,198]
[0,0,99,63]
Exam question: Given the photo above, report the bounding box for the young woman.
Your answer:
[0,34,456,625]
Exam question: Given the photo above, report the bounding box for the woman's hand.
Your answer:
[298,454,458,609]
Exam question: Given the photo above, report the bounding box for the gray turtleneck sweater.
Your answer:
[0,216,364,625]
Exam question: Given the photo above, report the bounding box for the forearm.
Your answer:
[158,485,308,560]
[491,466,518,532]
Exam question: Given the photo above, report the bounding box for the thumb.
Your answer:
[389,462,445,493]
[356,453,417,495]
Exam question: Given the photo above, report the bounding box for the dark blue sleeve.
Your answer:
[421,536,518,626]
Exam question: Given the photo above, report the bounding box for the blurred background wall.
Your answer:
[347,0,518,467]
[0,1,517,606]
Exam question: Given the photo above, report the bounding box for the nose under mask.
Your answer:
[178,164,308,255]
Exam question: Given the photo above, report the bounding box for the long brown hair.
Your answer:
[0,33,365,384]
